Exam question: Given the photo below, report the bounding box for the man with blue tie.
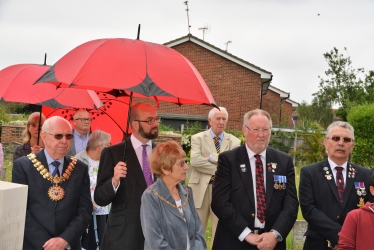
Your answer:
[94,103,159,250]
[12,116,92,250]
[189,107,241,239]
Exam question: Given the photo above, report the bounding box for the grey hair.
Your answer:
[86,130,111,151]
[42,116,72,132]
[325,121,355,141]
[208,107,228,120]
[243,109,272,128]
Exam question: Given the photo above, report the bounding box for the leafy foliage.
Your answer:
[291,131,327,165]
[296,99,334,129]
[347,103,374,168]
[314,47,374,121]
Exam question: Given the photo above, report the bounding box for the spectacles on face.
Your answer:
[327,136,353,143]
[244,125,271,134]
[174,160,188,168]
[75,118,92,122]
[135,116,160,125]
[44,132,74,140]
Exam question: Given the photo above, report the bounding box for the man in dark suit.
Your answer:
[212,109,298,250]
[12,116,92,250]
[94,103,159,250]
[299,121,373,249]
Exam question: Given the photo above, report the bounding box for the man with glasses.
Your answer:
[94,103,159,250]
[189,107,241,239]
[299,121,373,250]
[12,116,92,250]
[211,109,298,249]
[68,109,92,156]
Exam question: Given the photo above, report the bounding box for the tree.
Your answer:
[296,97,334,129]
[314,47,374,121]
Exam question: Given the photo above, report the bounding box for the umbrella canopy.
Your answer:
[35,38,217,107]
[42,92,132,144]
[0,64,103,109]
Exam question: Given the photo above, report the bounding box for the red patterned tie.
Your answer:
[254,155,266,223]
[335,166,345,204]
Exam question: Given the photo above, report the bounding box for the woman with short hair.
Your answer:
[75,130,111,250]
[140,140,206,250]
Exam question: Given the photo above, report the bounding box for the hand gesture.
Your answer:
[112,161,127,187]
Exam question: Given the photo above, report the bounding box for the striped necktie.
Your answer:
[214,135,220,154]
[254,155,266,223]
[51,161,61,177]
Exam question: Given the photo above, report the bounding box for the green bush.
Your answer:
[348,103,374,168]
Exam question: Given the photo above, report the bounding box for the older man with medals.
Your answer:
[299,121,373,250]
[12,116,92,250]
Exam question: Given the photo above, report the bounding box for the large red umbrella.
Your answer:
[0,64,102,109]
[35,38,217,107]
[42,92,132,144]
[35,37,217,159]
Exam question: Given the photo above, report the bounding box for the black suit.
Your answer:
[299,160,373,249]
[211,146,298,250]
[94,137,155,250]
[12,150,92,250]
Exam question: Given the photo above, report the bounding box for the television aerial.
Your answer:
[224,41,232,52]
[198,24,211,41]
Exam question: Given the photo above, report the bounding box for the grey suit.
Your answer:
[141,178,207,250]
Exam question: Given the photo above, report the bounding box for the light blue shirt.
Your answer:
[208,129,224,161]
[73,129,90,154]
[44,150,64,175]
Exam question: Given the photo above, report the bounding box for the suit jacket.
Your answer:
[94,137,156,250]
[12,150,92,250]
[211,146,298,250]
[299,160,373,249]
[189,130,241,208]
[140,178,207,250]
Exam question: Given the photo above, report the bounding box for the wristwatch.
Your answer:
[270,229,283,242]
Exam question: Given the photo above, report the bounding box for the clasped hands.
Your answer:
[245,232,277,250]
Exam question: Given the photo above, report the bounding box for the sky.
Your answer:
[1,0,373,105]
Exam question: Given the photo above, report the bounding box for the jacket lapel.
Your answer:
[343,163,355,208]
[126,138,147,190]
[35,150,53,193]
[220,133,229,152]
[265,149,275,208]
[320,161,341,204]
[203,130,216,153]
[237,145,255,208]
[157,179,185,221]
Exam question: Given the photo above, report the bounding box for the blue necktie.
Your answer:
[51,161,61,177]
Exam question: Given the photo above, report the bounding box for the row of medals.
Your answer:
[323,166,366,207]
[27,153,77,201]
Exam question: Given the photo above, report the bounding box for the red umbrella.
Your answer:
[35,37,217,159]
[42,92,132,144]
[35,38,217,107]
[0,64,103,109]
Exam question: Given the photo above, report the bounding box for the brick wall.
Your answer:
[1,124,25,143]
[140,41,263,130]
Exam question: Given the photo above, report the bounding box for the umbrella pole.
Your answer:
[123,92,133,162]
[37,109,42,145]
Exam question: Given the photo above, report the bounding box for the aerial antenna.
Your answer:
[224,41,232,52]
[184,1,191,34]
[198,24,211,41]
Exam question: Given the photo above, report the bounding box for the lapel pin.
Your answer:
[240,164,247,172]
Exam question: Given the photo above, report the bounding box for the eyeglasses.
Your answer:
[135,116,160,125]
[44,132,74,140]
[327,136,353,143]
[75,118,92,122]
[244,125,271,134]
[175,160,188,168]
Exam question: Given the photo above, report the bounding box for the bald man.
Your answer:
[12,116,92,250]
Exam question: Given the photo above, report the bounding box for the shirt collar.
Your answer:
[130,134,152,150]
[44,150,64,166]
[244,144,267,160]
[210,129,224,140]
[73,129,89,139]
[327,158,347,170]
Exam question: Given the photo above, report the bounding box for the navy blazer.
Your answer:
[12,149,92,250]
[299,159,373,249]
[94,137,156,250]
[211,146,298,250]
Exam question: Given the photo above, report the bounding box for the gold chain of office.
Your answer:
[149,186,189,218]
[27,153,77,201]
